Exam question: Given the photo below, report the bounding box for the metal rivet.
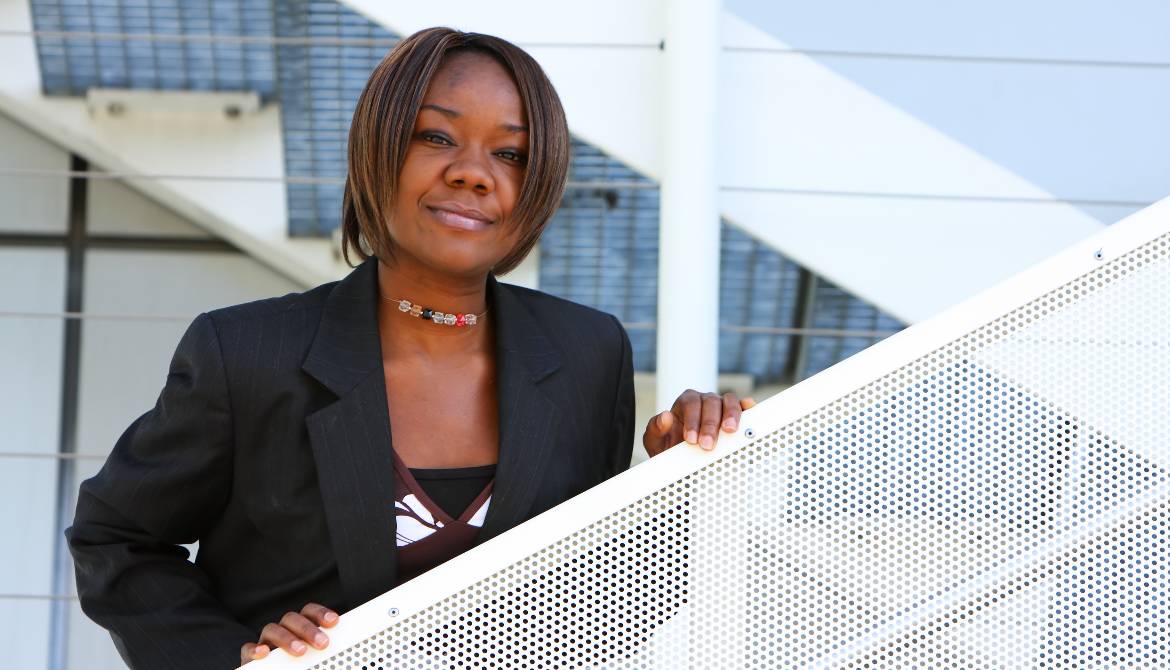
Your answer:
[744,428,756,438]
[387,607,399,617]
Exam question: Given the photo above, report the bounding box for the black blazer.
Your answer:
[67,259,635,670]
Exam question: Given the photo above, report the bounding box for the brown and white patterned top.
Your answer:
[391,449,494,585]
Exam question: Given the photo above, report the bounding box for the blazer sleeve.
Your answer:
[604,314,636,478]
[66,313,254,670]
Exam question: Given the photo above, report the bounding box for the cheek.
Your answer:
[395,154,435,199]
[388,159,440,232]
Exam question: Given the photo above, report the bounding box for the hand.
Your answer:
[642,390,756,458]
[240,603,338,665]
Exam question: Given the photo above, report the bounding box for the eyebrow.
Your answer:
[421,103,460,118]
[420,103,528,134]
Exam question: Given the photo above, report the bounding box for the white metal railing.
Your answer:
[239,197,1169,668]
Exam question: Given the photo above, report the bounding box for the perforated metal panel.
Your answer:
[252,202,1170,669]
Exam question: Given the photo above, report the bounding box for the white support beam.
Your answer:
[655,0,721,408]
[717,13,1107,323]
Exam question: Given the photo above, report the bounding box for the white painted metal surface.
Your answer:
[85,89,261,119]
[655,0,721,408]
[245,195,1170,667]
[0,248,64,670]
[0,110,68,233]
[717,12,1108,323]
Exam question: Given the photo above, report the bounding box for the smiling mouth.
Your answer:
[428,206,493,231]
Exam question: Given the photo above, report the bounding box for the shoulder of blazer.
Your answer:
[495,280,626,345]
[192,279,346,376]
[493,282,629,380]
[204,278,339,328]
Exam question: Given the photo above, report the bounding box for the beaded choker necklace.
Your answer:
[385,296,488,328]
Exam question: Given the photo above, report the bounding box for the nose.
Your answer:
[443,147,495,194]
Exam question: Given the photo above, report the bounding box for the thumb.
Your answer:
[241,643,269,665]
[653,410,673,434]
[643,410,674,450]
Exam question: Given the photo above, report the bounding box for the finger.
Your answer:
[643,409,672,440]
[260,622,308,657]
[662,412,687,454]
[240,643,269,665]
[280,611,330,650]
[697,393,723,450]
[642,411,674,457]
[721,393,741,432]
[676,389,702,445]
[740,396,757,410]
[300,602,340,629]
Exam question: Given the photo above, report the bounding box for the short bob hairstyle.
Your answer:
[341,27,571,276]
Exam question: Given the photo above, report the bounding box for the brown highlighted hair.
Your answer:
[341,27,570,275]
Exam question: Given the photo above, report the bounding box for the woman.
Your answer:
[67,27,751,670]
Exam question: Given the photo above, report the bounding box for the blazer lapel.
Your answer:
[299,263,565,606]
[302,259,399,610]
[475,276,564,544]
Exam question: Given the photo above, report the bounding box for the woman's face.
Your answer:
[386,51,529,278]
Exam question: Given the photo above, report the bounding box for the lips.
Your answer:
[428,204,493,231]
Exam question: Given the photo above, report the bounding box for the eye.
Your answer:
[496,149,527,164]
[418,131,453,146]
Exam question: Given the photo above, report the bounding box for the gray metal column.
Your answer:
[48,154,87,670]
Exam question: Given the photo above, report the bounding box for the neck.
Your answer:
[376,257,494,360]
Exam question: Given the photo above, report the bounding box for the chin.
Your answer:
[424,252,497,279]
[389,232,499,278]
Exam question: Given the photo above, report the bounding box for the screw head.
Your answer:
[387,607,399,617]
[1093,248,1105,261]
[744,428,756,438]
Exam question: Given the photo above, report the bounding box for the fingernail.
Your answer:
[685,430,697,444]
[699,435,714,450]
[314,633,329,647]
[291,641,307,654]
[324,611,338,623]
[723,418,737,431]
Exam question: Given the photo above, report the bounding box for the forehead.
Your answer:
[424,51,524,116]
